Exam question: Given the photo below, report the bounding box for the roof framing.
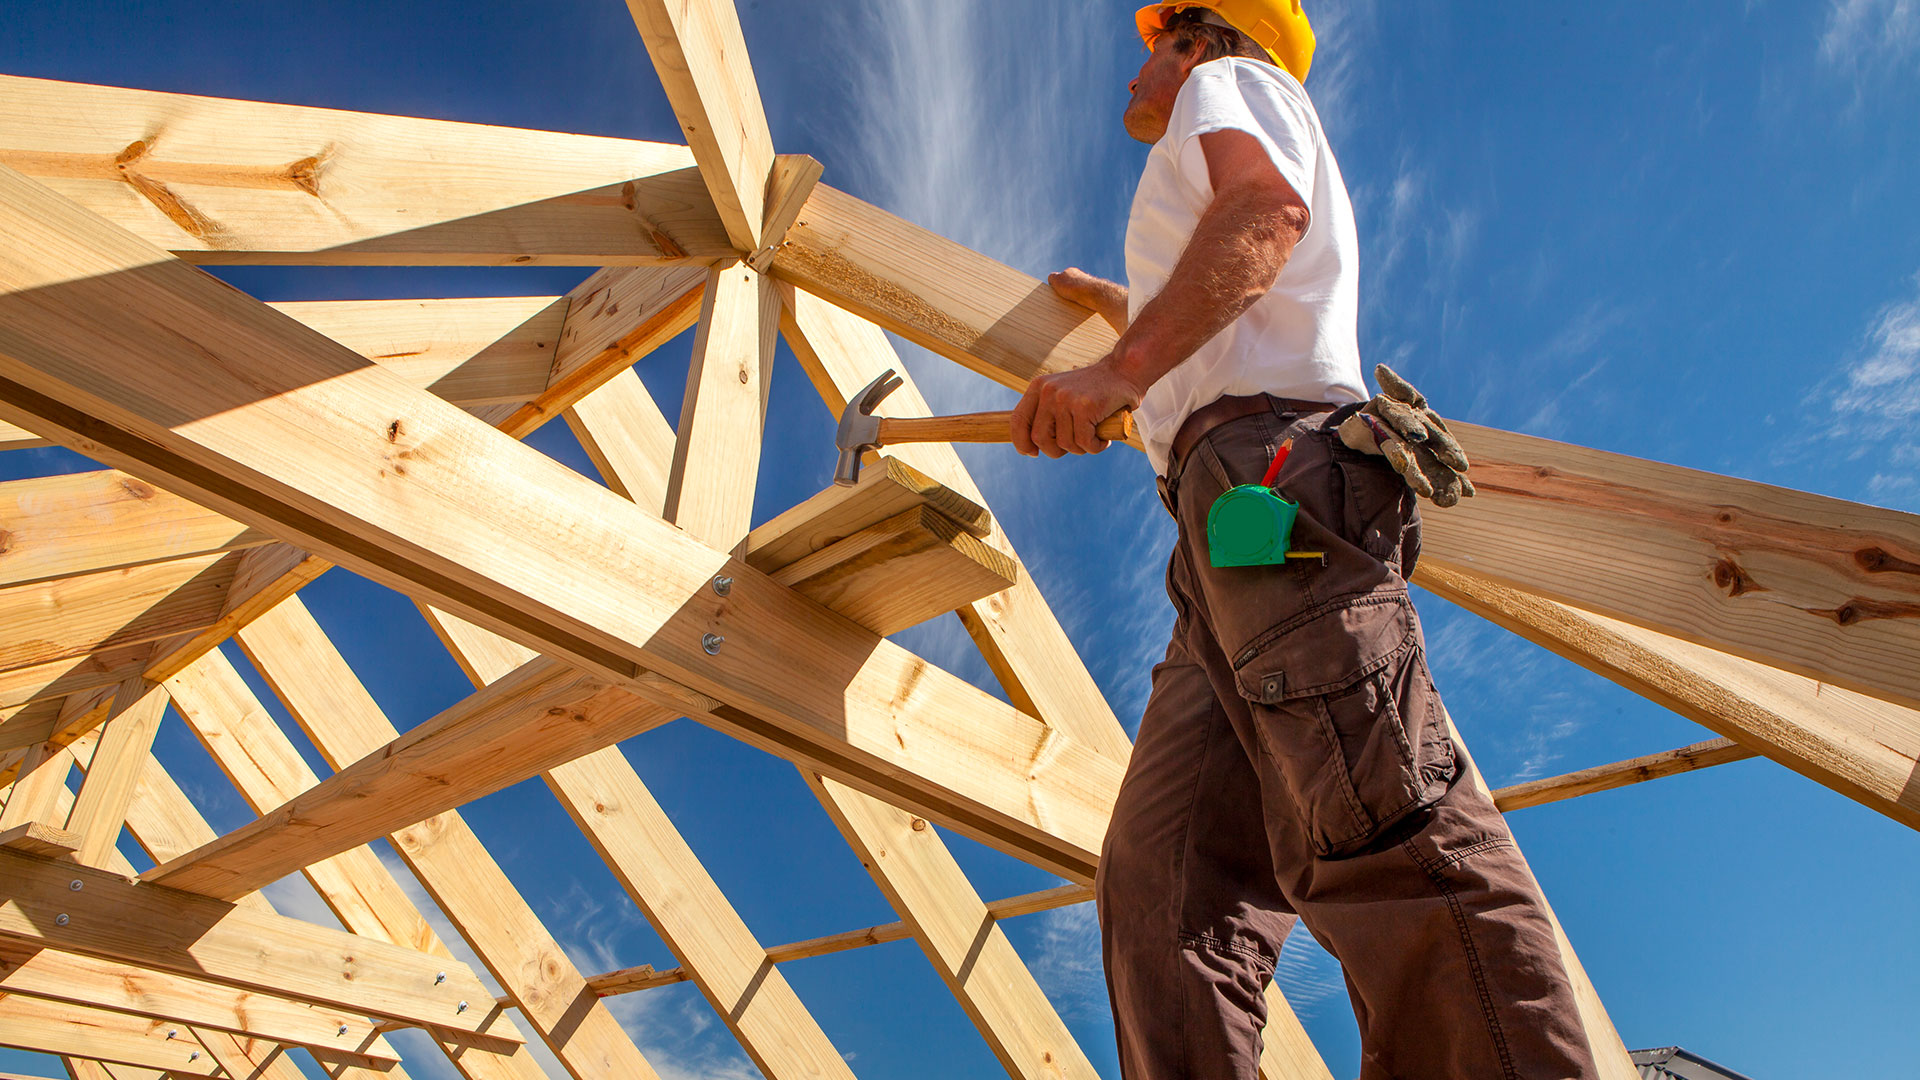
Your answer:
[1,3,1914,1078]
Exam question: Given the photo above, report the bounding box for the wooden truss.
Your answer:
[0,4,1915,1078]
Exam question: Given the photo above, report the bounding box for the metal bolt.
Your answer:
[457,1001,469,1014]
[339,1025,350,1036]
[702,633,724,656]
[68,879,83,892]
[711,575,733,597]
[166,1031,178,1041]
[188,1052,200,1063]
[54,913,68,927]
[435,971,446,985]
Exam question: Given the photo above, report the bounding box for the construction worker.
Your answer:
[1011,4,1599,1078]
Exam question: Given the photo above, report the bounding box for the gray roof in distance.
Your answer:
[1631,1046,1758,1080]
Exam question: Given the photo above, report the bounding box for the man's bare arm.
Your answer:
[1016,128,1309,457]
[1049,267,1130,333]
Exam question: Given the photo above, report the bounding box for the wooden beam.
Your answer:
[0,167,1118,881]
[0,76,730,265]
[764,506,1016,637]
[661,264,779,547]
[0,849,507,1040]
[0,996,223,1077]
[1424,422,1920,713]
[623,0,778,252]
[275,297,567,406]
[0,472,262,590]
[0,822,80,859]
[234,598,663,1080]
[526,265,708,436]
[159,652,549,1080]
[1421,563,1920,832]
[742,457,993,573]
[1490,738,1757,813]
[62,678,168,868]
[564,371,678,507]
[0,941,404,1069]
[0,647,150,713]
[139,545,328,684]
[0,743,72,830]
[0,554,236,678]
[771,185,1113,392]
[777,286,1132,759]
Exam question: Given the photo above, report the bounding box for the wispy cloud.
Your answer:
[1422,607,1587,783]
[1274,924,1347,1020]
[1820,271,1920,508]
[1029,902,1109,1021]
[1819,0,1920,81]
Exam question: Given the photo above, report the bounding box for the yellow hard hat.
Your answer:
[1135,1,1315,83]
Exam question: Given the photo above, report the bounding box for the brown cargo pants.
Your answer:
[1098,403,1598,1080]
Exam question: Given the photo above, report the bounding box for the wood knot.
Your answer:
[1717,511,1736,525]
[0,529,11,556]
[114,139,151,168]
[120,478,157,501]
[1711,558,1765,597]
[284,155,324,197]
[1855,546,1920,577]
[513,255,533,263]
[386,419,404,443]
[1815,597,1920,626]
[546,707,568,717]
[1533,466,1556,480]
[909,818,927,832]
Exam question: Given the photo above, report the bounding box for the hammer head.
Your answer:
[833,368,903,486]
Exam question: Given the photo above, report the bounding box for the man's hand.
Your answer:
[1048,268,1129,334]
[1012,359,1146,458]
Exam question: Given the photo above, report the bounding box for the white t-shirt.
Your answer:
[1125,57,1367,475]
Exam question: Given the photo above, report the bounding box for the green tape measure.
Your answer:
[1206,484,1299,567]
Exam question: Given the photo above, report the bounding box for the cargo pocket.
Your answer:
[1234,593,1456,857]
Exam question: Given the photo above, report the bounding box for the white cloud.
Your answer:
[1029,901,1108,1021]
[1819,0,1920,77]
[1273,924,1347,1020]
[1824,272,1920,509]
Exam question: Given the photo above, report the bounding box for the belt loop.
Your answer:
[1156,474,1177,520]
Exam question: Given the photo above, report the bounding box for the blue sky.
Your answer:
[3,1,1918,1078]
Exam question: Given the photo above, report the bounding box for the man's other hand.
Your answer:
[1012,360,1145,458]
[1047,268,1130,334]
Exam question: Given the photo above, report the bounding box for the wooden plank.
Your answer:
[0,76,730,265]
[742,457,992,574]
[777,286,1132,759]
[0,942,404,1069]
[532,265,708,436]
[1426,422,1920,713]
[771,185,1113,391]
[1491,738,1757,813]
[662,264,779,548]
[0,821,80,858]
[235,597,662,1080]
[753,156,825,270]
[144,657,678,900]
[0,996,222,1077]
[0,849,507,1040]
[1421,563,1920,832]
[0,473,261,590]
[545,753,855,1080]
[0,167,1118,882]
[0,647,149,712]
[140,545,327,684]
[564,371,679,508]
[0,743,71,830]
[62,678,168,867]
[623,0,777,251]
[805,774,1099,1080]
[0,554,235,676]
[274,297,567,406]
[0,419,49,450]
[768,506,1016,636]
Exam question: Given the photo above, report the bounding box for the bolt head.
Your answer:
[167,1031,178,1040]
[711,575,733,597]
[68,879,83,892]
[457,1000,469,1014]
[339,1024,350,1036]
[54,913,69,927]
[702,633,725,655]
[435,971,447,984]
[188,1052,200,1062]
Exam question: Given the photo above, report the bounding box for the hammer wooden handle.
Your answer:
[876,409,1135,446]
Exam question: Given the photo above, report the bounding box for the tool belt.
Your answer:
[1157,394,1341,521]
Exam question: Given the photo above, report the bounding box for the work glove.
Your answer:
[1337,364,1475,508]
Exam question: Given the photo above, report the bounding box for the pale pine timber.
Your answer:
[0,822,79,858]
[273,297,568,406]
[234,597,665,1080]
[159,652,553,1080]
[0,554,235,678]
[0,168,1117,882]
[0,76,730,265]
[1490,738,1757,813]
[0,941,405,1070]
[766,506,1017,636]
[0,472,263,590]
[777,286,1133,759]
[623,0,778,251]
[0,996,223,1077]
[0,743,71,830]
[0,646,150,713]
[661,263,780,546]
[1421,563,1920,832]
[0,849,506,1040]
[61,677,168,868]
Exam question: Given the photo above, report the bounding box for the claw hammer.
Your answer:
[834,369,1136,486]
